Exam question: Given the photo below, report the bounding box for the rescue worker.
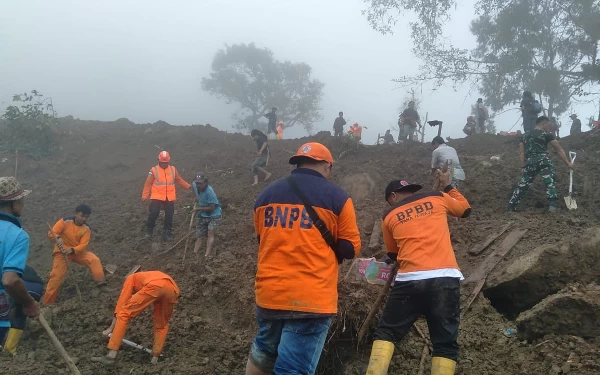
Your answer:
[474,98,489,133]
[349,123,363,141]
[508,116,574,213]
[520,91,541,132]
[431,136,466,189]
[0,177,39,341]
[250,130,272,186]
[142,151,192,241]
[192,173,222,257]
[91,270,180,365]
[264,107,278,139]
[276,121,284,140]
[43,204,110,305]
[365,171,471,375]
[333,111,347,137]
[463,116,476,136]
[398,101,421,142]
[246,142,361,375]
[569,114,582,136]
[1,265,44,355]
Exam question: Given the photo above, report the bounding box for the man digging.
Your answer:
[192,172,222,257]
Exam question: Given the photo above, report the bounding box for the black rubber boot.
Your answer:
[162,230,174,242]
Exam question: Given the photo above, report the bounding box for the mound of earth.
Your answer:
[0,119,599,374]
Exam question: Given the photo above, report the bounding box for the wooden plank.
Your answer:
[468,222,513,255]
[465,229,527,285]
[461,229,527,318]
[368,220,382,250]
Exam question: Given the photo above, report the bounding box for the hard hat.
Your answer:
[158,151,171,163]
[289,142,334,165]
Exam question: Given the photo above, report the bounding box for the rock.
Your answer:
[561,362,571,374]
[484,227,600,316]
[202,357,210,365]
[516,284,600,340]
[549,364,561,375]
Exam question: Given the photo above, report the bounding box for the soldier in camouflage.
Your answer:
[508,116,575,213]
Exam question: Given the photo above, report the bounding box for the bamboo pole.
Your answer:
[39,314,82,375]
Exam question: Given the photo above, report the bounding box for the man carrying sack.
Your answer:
[245,142,361,375]
[365,170,471,375]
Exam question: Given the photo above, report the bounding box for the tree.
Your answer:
[1,90,58,158]
[201,43,324,133]
[363,0,600,117]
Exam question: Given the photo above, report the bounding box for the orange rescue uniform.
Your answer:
[276,125,283,140]
[142,165,191,201]
[108,271,180,356]
[43,217,105,304]
[382,187,471,277]
[349,124,363,140]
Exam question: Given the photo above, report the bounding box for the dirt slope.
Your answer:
[0,119,599,374]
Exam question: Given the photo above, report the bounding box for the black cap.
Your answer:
[194,172,207,183]
[385,180,422,199]
[477,98,483,103]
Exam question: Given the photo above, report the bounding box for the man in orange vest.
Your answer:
[365,170,471,375]
[276,121,284,140]
[91,270,180,365]
[142,151,191,241]
[349,123,363,141]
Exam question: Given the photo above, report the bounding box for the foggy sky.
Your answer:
[1,0,597,143]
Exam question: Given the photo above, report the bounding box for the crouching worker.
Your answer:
[0,265,44,355]
[43,204,110,305]
[365,170,471,375]
[91,271,180,365]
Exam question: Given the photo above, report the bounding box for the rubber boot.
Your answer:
[431,357,456,375]
[97,281,112,293]
[144,227,153,239]
[3,328,23,356]
[162,230,174,242]
[365,340,395,375]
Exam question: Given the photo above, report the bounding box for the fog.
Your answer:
[1,0,597,143]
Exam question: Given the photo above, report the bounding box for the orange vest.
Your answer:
[142,165,187,201]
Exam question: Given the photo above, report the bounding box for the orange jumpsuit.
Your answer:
[108,271,180,356]
[43,217,105,304]
[276,125,283,140]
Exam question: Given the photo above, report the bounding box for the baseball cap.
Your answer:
[289,142,334,165]
[194,172,207,183]
[385,180,422,199]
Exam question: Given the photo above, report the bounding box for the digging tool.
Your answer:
[125,265,141,278]
[107,333,159,356]
[564,151,577,210]
[104,264,118,275]
[46,222,82,301]
[357,262,399,344]
[39,313,82,375]
[182,202,198,264]
[154,231,195,257]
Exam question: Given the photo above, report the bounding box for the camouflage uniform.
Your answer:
[508,129,558,207]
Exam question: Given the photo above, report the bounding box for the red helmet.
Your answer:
[158,151,170,163]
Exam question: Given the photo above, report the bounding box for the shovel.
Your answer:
[107,333,160,356]
[104,264,118,275]
[564,151,577,210]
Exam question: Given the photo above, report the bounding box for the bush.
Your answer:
[1,90,58,159]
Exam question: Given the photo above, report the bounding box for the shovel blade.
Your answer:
[104,264,118,274]
[125,265,141,278]
[564,196,578,210]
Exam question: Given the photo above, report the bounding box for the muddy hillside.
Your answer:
[1,118,600,375]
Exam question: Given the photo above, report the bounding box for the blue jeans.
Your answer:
[249,309,332,375]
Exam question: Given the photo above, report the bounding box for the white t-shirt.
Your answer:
[432,144,465,181]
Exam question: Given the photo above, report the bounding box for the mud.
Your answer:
[0,119,599,374]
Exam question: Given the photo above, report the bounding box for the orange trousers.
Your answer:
[108,280,178,356]
[43,251,105,304]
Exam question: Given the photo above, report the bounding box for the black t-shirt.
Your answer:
[265,112,277,126]
[401,108,420,121]
[22,265,43,284]
[255,133,269,156]
[333,117,346,129]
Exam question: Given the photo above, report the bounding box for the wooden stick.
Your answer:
[413,324,433,352]
[14,149,18,178]
[154,231,195,257]
[357,263,399,344]
[341,257,359,283]
[46,222,80,300]
[417,344,429,375]
[368,221,382,250]
[468,222,512,255]
[182,202,198,264]
[38,314,82,375]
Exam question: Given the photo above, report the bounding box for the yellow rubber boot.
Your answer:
[431,357,457,375]
[365,340,395,375]
[3,328,23,356]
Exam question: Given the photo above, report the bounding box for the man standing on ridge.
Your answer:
[142,151,191,241]
[0,177,39,339]
[520,91,541,132]
[192,173,222,257]
[333,111,347,137]
[508,116,574,213]
[250,130,272,186]
[431,136,465,189]
[474,98,489,134]
[398,101,421,142]
[245,142,361,375]
[569,114,581,136]
[365,171,471,375]
[43,204,111,304]
[276,121,284,140]
[264,107,278,140]
[92,270,180,365]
